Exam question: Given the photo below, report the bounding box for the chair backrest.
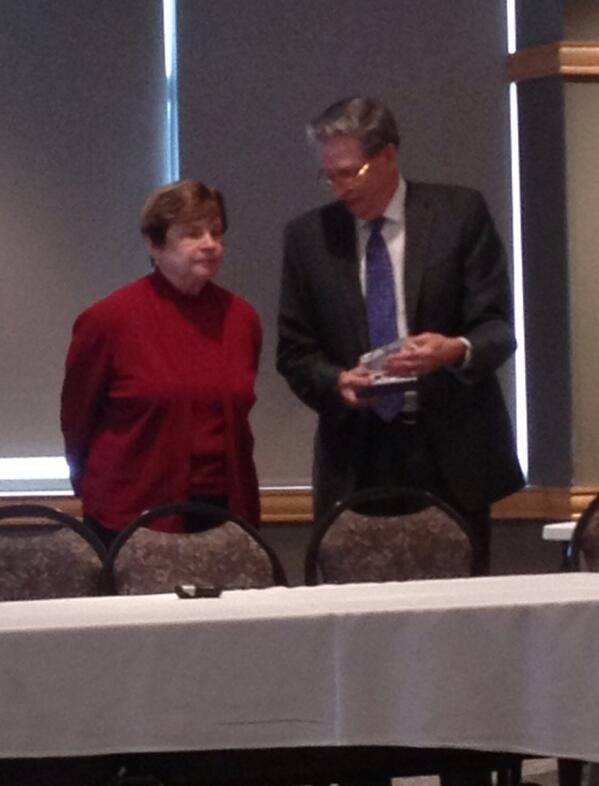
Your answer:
[105,502,288,594]
[0,504,107,601]
[305,486,473,585]
[572,494,599,571]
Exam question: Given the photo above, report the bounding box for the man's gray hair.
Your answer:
[307,96,400,157]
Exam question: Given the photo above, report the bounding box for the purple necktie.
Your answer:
[365,217,404,421]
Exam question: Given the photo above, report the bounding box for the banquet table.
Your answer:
[1,574,599,781]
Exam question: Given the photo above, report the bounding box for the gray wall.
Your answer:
[178,0,515,486]
[517,76,572,485]
[1,1,517,491]
[564,0,599,484]
[0,0,165,458]
[512,0,599,487]
[566,82,599,484]
[565,0,599,37]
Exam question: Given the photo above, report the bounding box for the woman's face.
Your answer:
[149,219,224,295]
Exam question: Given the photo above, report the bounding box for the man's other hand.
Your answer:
[337,365,375,408]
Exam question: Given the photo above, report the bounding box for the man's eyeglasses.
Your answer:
[317,160,371,190]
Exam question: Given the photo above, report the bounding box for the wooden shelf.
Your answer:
[507,40,599,82]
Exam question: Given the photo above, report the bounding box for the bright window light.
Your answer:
[163,0,180,181]
[506,0,529,478]
[506,0,517,54]
[0,457,72,495]
[0,457,69,480]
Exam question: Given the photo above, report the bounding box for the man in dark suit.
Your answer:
[277,96,523,575]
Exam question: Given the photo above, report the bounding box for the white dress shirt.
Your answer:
[356,177,408,340]
[355,176,472,370]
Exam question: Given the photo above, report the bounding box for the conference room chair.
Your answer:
[556,494,599,786]
[305,487,528,786]
[571,493,599,571]
[0,503,107,601]
[305,485,472,585]
[104,501,288,595]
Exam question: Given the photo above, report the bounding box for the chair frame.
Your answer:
[0,503,108,600]
[571,493,599,571]
[0,503,107,561]
[103,501,288,593]
[305,485,472,585]
[554,500,598,786]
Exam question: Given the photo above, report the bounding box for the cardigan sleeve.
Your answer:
[249,305,262,372]
[60,306,114,496]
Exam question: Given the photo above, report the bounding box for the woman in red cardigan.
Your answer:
[61,180,261,545]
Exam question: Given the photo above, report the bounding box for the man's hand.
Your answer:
[337,365,375,408]
[383,333,466,377]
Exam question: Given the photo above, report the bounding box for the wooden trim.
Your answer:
[488,486,599,520]
[491,486,572,520]
[507,40,599,83]
[260,488,313,524]
[0,496,82,518]
[2,486,598,523]
[0,491,315,526]
[570,487,599,519]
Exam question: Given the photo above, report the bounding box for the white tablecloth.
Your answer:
[1,573,599,761]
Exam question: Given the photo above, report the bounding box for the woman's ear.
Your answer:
[144,237,157,268]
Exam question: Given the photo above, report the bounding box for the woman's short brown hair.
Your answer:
[140,179,228,247]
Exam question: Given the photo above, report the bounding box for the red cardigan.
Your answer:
[61,273,262,531]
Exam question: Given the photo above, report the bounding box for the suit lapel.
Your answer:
[322,186,434,351]
[404,182,433,333]
[323,202,370,352]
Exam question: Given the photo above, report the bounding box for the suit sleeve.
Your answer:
[456,191,517,382]
[60,307,114,496]
[276,223,344,414]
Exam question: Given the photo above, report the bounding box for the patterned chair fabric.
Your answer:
[106,502,287,595]
[306,487,472,585]
[0,505,106,601]
[572,494,599,571]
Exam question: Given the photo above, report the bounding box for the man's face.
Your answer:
[149,219,224,295]
[319,135,399,220]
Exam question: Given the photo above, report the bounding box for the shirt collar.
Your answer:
[356,175,407,233]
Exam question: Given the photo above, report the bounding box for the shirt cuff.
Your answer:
[457,336,472,369]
